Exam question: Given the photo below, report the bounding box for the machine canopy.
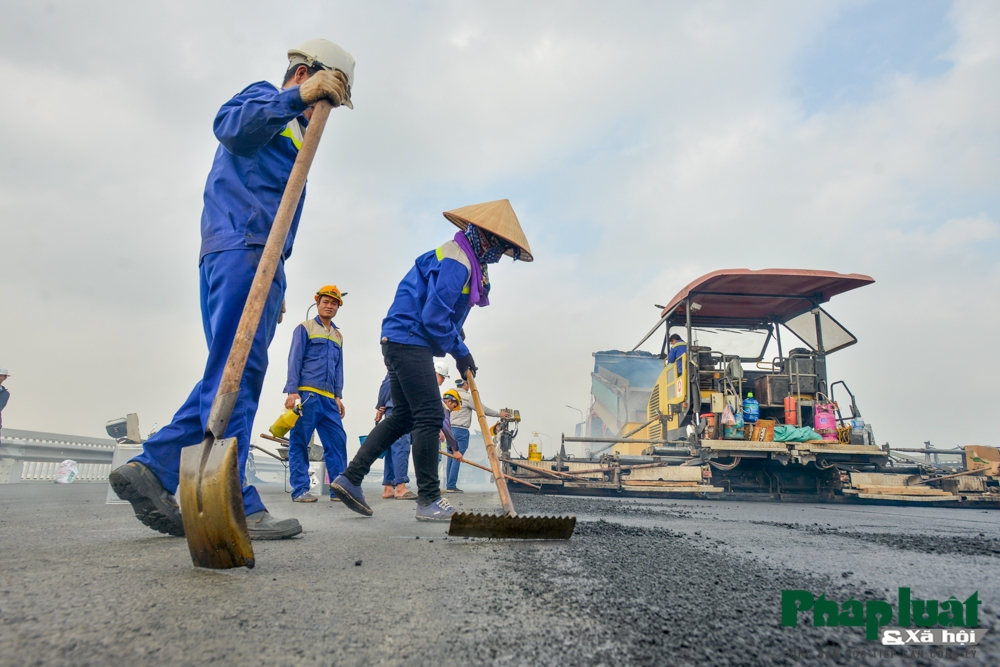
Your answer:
[632,269,874,354]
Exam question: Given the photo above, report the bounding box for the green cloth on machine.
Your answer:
[772,425,824,442]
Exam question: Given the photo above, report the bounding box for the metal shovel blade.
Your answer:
[448,512,576,540]
[179,437,254,569]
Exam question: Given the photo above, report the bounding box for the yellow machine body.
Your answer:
[647,353,688,438]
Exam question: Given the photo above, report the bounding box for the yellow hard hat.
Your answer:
[443,389,462,409]
[315,285,346,305]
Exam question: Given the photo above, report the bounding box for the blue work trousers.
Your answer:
[132,248,285,516]
[288,392,347,498]
[446,427,470,490]
[381,433,412,486]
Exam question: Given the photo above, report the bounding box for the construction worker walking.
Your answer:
[284,286,349,502]
[109,39,354,539]
[330,199,532,522]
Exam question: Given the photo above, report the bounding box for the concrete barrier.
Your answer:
[0,428,116,483]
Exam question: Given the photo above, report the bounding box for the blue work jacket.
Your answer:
[381,240,473,359]
[667,341,687,375]
[284,317,344,399]
[442,409,458,451]
[201,81,309,262]
[376,374,393,416]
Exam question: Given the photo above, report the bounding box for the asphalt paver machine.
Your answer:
[505,269,999,506]
[627,268,883,498]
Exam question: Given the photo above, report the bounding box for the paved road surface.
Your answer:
[0,484,996,666]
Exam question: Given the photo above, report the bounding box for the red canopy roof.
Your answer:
[660,268,874,324]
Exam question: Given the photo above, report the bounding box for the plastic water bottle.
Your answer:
[851,418,866,443]
[742,392,760,424]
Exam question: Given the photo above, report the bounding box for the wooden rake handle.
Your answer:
[465,371,517,516]
[439,449,541,490]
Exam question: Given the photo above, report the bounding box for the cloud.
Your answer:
[883,214,999,252]
[0,0,998,462]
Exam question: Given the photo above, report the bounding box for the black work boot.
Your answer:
[246,511,302,540]
[108,462,185,537]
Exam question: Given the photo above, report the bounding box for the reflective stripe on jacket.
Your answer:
[284,317,343,398]
[667,341,687,362]
[201,81,309,261]
[380,240,473,358]
[667,341,687,375]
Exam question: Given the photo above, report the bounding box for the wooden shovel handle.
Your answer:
[218,101,333,398]
[465,371,517,516]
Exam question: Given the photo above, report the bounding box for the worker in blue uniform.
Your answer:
[441,389,462,458]
[330,199,533,522]
[109,39,355,540]
[375,374,418,500]
[667,333,687,375]
[284,286,349,502]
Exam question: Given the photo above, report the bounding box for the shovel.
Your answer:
[178,99,335,569]
[448,371,575,539]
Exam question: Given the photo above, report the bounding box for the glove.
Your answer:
[298,70,352,108]
[456,353,477,379]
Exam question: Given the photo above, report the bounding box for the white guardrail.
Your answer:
[247,450,288,486]
[0,428,116,483]
[0,427,295,489]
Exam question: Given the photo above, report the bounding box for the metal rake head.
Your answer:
[448,512,576,539]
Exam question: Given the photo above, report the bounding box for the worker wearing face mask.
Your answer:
[330,200,533,522]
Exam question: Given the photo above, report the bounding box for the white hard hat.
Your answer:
[288,39,355,90]
[0,366,9,376]
[434,361,450,378]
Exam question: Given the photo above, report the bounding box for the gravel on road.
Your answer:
[0,484,996,666]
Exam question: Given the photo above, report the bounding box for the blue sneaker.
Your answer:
[415,497,456,522]
[330,474,373,516]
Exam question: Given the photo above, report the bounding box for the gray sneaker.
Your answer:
[292,492,318,503]
[108,462,184,537]
[415,498,456,522]
[246,511,302,540]
[444,488,464,494]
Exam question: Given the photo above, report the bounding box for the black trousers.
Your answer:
[344,341,445,503]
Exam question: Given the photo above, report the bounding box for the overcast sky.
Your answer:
[1,0,998,458]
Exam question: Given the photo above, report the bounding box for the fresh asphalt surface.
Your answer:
[0,483,997,666]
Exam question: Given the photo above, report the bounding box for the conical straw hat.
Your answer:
[443,199,533,262]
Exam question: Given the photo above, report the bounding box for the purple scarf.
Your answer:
[453,231,489,307]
